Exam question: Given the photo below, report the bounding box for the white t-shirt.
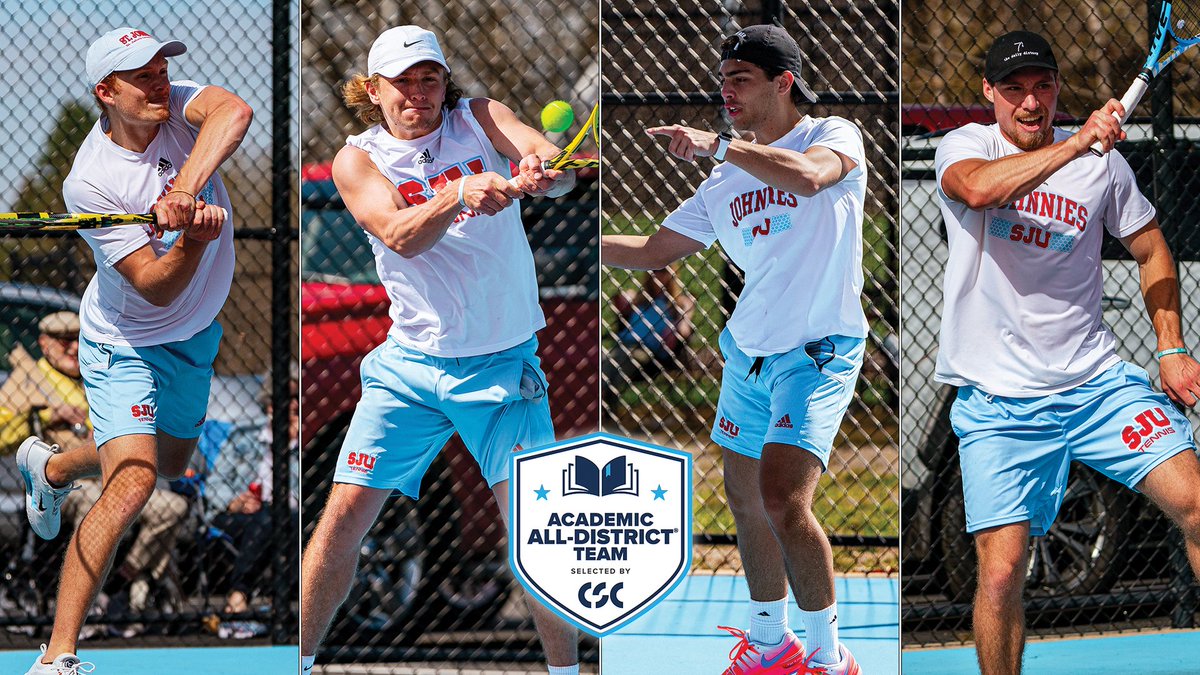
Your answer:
[934,123,1154,396]
[661,116,869,356]
[63,81,235,347]
[346,98,544,358]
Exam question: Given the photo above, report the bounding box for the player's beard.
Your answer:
[1006,114,1054,151]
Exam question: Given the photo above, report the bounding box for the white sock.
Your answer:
[301,654,316,672]
[547,665,579,675]
[748,597,788,646]
[799,602,839,665]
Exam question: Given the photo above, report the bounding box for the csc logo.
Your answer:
[578,581,624,609]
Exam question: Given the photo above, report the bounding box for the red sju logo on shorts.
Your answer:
[1121,407,1174,452]
[718,416,740,438]
[345,452,377,473]
[130,404,155,421]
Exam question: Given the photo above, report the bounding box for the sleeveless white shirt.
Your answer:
[346,99,544,357]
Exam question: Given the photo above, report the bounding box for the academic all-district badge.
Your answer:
[511,433,691,637]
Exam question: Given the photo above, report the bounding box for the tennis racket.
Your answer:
[542,102,599,170]
[1090,0,1200,155]
[0,212,154,231]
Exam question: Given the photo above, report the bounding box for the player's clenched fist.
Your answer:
[513,154,567,195]
[154,189,198,236]
[1073,98,1126,156]
[646,125,720,162]
[460,173,526,216]
[185,199,227,242]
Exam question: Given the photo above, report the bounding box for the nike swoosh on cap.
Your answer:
[404,40,421,47]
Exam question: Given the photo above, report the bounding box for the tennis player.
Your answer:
[935,31,1200,675]
[18,27,252,674]
[298,26,581,675]
[604,24,866,675]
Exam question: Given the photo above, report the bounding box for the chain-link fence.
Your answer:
[902,0,1200,647]
[0,0,296,652]
[299,1,599,669]
[601,0,899,584]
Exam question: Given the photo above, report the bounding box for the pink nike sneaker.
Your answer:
[788,644,861,675]
[718,626,806,675]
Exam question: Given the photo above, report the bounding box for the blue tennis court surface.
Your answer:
[903,630,1200,674]
[603,574,898,674]
[0,645,297,673]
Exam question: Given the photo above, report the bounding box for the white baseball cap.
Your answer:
[367,26,450,78]
[86,27,186,87]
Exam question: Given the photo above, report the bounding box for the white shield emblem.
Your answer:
[510,433,691,637]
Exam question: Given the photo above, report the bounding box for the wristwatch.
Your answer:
[713,132,733,162]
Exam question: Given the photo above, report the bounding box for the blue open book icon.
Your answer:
[563,455,639,496]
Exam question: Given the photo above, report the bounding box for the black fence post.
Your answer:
[271,0,296,646]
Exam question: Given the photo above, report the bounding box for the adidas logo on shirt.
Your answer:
[774,414,794,429]
[417,149,434,165]
[157,157,173,176]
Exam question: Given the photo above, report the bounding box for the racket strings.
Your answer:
[1172,1,1200,40]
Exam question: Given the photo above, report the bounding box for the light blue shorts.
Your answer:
[334,335,555,498]
[711,329,864,468]
[952,361,1195,536]
[79,321,223,448]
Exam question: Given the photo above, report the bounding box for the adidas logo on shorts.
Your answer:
[774,414,794,429]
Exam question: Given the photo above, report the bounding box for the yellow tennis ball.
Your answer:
[541,100,575,133]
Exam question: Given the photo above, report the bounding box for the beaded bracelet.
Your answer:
[1155,347,1189,360]
[168,189,195,200]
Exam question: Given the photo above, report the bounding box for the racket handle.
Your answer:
[1089,76,1149,156]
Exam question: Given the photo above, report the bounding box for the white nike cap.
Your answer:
[368,26,450,78]
[86,27,186,87]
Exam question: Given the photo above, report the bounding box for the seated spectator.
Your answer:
[212,376,299,638]
[0,311,187,637]
[604,265,695,401]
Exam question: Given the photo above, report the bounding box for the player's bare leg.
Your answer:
[722,449,789,600]
[41,433,160,662]
[1138,450,1200,576]
[759,444,833,610]
[42,441,101,486]
[300,484,391,656]
[493,480,579,669]
[972,522,1030,675]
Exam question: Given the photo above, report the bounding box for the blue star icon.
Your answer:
[652,485,668,500]
[535,485,550,500]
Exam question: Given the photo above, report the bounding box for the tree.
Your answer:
[3,101,97,291]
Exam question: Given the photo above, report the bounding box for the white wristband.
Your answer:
[714,133,733,162]
[457,177,468,207]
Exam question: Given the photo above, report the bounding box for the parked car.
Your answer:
[899,106,1200,606]
[300,161,599,645]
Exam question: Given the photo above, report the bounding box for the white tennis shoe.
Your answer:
[24,646,95,674]
[16,436,78,539]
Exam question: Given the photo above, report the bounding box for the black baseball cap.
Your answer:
[985,31,1058,82]
[720,24,818,103]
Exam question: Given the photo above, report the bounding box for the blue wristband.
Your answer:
[1155,347,1189,360]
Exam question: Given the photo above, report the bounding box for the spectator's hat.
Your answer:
[39,311,80,338]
